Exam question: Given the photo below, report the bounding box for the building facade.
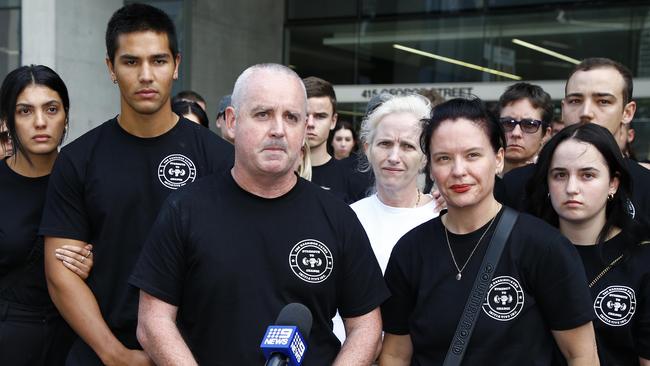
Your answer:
[9,0,650,159]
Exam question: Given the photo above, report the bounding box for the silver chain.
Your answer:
[444,214,498,280]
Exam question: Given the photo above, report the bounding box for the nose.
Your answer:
[139,62,153,83]
[306,114,315,129]
[34,110,47,129]
[451,157,467,177]
[565,174,580,195]
[579,100,595,122]
[269,114,286,138]
[387,146,400,164]
[510,123,523,138]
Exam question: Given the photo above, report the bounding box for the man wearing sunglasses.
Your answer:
[498,82,552,176]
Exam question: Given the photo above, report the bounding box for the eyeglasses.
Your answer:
[499,117,543,134]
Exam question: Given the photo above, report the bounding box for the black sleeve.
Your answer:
[129,197,187,306]
[203,131,234,174]
[381,237,415,335]
[501,165,534,212]
[528,232,594,330]
[38,150,90,241]
[336,214,390,318]
[636,269,650,359]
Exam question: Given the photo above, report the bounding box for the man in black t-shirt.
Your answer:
[39,5,233,366]
[130,64,388,365]
[503,58,650,221]
[302,76,365,203]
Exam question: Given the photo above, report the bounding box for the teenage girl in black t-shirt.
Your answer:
[0,65,92,365]
[529,123,650,365]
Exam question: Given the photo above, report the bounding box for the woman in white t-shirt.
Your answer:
[333,93,438,341]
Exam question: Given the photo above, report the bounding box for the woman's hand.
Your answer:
[55,244,94,280]
[432,190,447,213]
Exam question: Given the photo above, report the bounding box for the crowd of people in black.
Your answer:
[1,3,648,366]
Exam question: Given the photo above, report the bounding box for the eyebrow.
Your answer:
[550,166,600,172]
[16,100,61,107]
[565,92,616,99]
[119,53,171,60]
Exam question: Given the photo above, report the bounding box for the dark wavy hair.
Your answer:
[0,65,69,163]
[527,123,647,260]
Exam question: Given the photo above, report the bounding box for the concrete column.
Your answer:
[188,0,284,124]
[22,0,122,143]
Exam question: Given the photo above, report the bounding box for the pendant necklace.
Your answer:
[444,214,497,281]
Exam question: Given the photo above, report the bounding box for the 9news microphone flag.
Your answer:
[260,303,313,366]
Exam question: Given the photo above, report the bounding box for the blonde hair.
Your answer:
[359,94,431,172]
[296,141,312,181]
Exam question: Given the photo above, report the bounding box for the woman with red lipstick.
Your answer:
[380,98,598,365]
[528,123,650,365]
[0,65,92,365]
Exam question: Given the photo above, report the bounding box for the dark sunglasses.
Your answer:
[499,117,543,134]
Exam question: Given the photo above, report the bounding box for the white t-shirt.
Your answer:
[333,194,438,342]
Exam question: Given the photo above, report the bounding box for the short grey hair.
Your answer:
[359,93,431,172]
[230,63,307,115]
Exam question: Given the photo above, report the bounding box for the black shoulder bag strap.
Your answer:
[442,207,518,366]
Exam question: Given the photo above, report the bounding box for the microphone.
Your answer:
[260,303,313,366]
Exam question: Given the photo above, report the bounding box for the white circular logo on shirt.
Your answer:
[157,154,197,189]
[594,286,636,327]
[482,276,525,321]
[289,239,334,284]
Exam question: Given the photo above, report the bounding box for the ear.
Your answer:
[363,141,369,155]
[495,147,505,175]
[541,127,552,146]
[330,113,337,130]
[225,106,237,132]
[622,100,636,124]
[173,53,182,80]
[609,175,620,197]
[106,56,116,82]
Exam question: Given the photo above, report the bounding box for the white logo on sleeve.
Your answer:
[594,286,636,326]
[289,239,334,283]
[157,154,197,189]
[482,276,525,321]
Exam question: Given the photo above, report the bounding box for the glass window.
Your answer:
[287,0,356,20]
[286,4,650,84]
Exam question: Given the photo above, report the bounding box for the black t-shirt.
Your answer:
[129,172,389,365]
[339,153,374,203]
[382,210,594,365]
[0,159,52,308]
[502,160,650,221]
[575,234,650,364]
[39,117,233,350]
[312,157,355,204]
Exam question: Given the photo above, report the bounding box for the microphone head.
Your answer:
[275,303,313,339]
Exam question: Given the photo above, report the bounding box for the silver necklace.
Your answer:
[444,214,498,281]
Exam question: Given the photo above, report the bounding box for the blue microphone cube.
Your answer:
[260,325,308,366]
